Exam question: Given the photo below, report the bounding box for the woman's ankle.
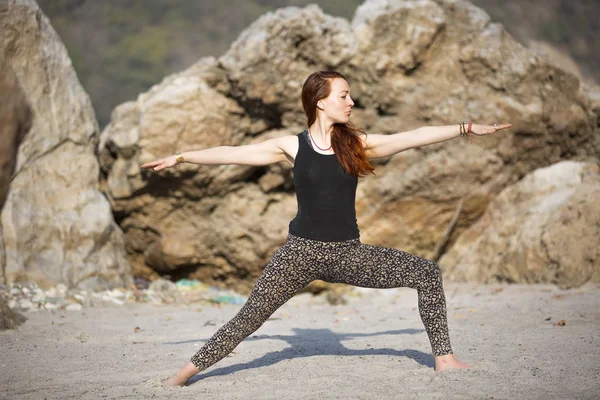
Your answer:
[434,353,455,361]
[180,362,201,379]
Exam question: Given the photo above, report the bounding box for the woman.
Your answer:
[141,71,511,387]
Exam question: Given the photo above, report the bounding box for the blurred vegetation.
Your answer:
[472,0,599,84]
[38,0,598,128]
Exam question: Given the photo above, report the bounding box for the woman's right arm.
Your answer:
[140,136,295,171]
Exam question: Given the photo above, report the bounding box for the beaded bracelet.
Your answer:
[460,121,472,144]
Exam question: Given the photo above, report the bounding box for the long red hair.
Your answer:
[301,71,375,178]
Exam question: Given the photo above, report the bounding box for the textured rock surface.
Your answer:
[99,0,599,291]
[0,0,131,290]
[98,58,297,289]
[0,55,32,287]
[440,161,600,288]
[0,56,31,211]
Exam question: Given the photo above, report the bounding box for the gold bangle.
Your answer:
[175,153,185,164]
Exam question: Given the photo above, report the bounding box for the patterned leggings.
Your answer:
[190,233,453,370]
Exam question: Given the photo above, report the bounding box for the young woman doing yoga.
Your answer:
[141,70,511,387]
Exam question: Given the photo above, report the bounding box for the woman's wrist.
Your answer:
[175,153,185,164]
[458,121,472,143]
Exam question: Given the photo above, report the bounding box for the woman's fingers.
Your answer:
[470,123,512,136]
[141,160,161,169]
[141,159,171,170]
[141,156,177,171]
[490,123,512,134]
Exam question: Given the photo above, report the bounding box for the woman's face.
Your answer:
[319,78,354,124]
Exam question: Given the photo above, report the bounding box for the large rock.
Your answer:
[99,1,599,292]
[0,55,32,286]
[220,5,358,128]
[440,161,600,288]
[342,0,597,260]
[0,0,131,290]
[98,57,298,290]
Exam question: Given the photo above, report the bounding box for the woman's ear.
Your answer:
[317,101,324,110]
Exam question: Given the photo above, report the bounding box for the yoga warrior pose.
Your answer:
[141,71,511,387]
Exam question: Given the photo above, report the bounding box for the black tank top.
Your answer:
[288,129,360,241]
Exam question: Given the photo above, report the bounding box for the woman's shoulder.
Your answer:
[275,133,302,145]
[270,133,301,161]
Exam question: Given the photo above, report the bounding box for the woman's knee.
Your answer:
[420,260,443,288]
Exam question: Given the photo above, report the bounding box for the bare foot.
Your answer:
[162,372,187,387]
[434,354,471,372]
[161,362,201,387]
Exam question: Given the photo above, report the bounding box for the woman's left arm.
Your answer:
[363,123,512,159]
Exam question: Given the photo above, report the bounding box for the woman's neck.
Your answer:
[308,119,334,145]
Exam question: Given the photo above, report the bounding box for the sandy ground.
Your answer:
[2,282,599,400]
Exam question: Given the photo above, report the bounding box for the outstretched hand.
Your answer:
[140,155,178,171]
[470,123,512,136]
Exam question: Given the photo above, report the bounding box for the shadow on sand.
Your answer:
[166,327,433,385]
